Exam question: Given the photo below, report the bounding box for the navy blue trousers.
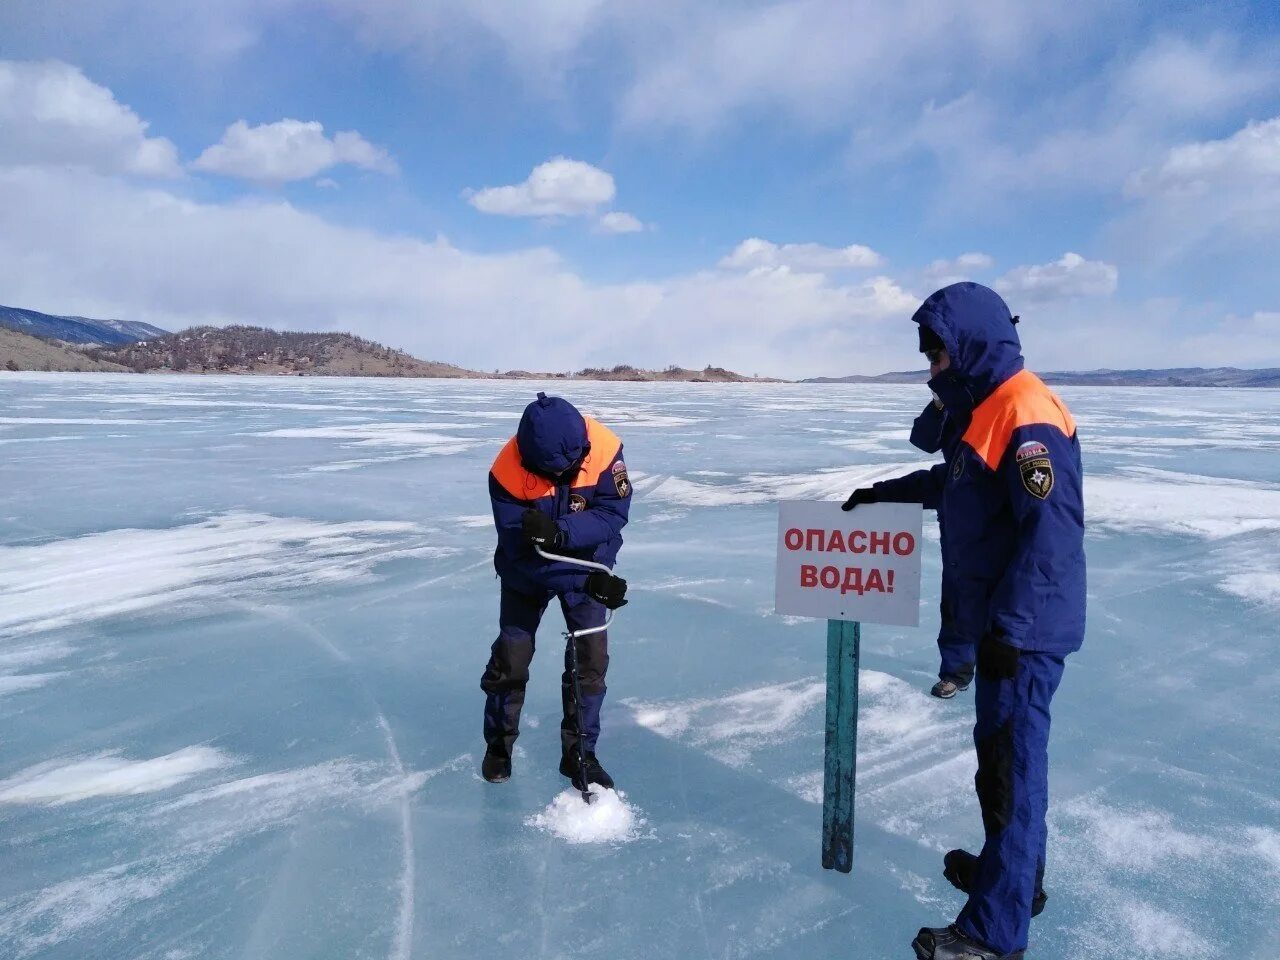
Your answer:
[937,587,976,685]
[956,638,1066,955]
[480,584,608,760]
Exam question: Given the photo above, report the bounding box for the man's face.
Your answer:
[553,460,583,484]
[925,348,951,376]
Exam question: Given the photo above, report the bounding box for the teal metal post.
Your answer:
[822,618,860,873]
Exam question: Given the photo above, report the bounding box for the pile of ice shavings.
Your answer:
[526,788,644,844]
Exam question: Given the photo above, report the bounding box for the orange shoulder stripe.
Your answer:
[579,417,622,486]
[488,417,623,500]
[490,438,554,501]
[962,369,1076,470]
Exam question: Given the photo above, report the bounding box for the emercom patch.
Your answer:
[1015,440,1054,499]
[569,494,587,513]
[612,459,632,498]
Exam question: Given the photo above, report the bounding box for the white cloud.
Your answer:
[1126,117,1280,199]
[0,2,1081,124]
[875,90,1159,207]
[321,0,609,90]
[1014,297,1280,374]
[192,119,398,184]
[614,3,1101,133]
[595,211,645,234]
[0,2,284,69]
[950,252,994,271]
[0,165,926,378]
[1177,311,1280,368]
[997,252,1118,302]
[0,59,180,177]
[854,33,1278,216]
[719,237,883,273]
[1110,117,1280,269]
[467,156,615,218]
[922,252,995,285]
[1,164,1272,377]
[1117,36,1278,124]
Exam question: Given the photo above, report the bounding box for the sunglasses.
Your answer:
[925,349,945,365]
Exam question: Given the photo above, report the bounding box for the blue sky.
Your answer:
[0,1,1278,377]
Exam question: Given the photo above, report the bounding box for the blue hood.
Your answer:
[516,392,589,477]
[913,283,1023,411]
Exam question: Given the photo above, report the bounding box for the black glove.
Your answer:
[841,487,877,512]
[586,571,628,609]
[977,631,1020,680]
[522,509,563,547]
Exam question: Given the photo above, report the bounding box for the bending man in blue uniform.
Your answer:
[846,283,1086,960]
[844,391,976,698]
[481,392,631,791]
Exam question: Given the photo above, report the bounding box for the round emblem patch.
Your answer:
[568,494,587,513]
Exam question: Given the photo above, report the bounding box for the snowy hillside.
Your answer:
[0,304,168,347]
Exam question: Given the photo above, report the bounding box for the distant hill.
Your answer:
[1041,367,1280,388]
[88,326,481,377]
[0,302,768,381]
[0,327,130,373]
[0,304,167,346]
[804,370,927,384]
[2,321,773,382]
[506,363,777,383]
[80,323,770,382]
[3,301,1275,387]
[804,367,1280,387]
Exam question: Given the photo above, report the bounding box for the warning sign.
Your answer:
[774,501,923,626]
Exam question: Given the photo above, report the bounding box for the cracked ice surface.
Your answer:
[0,373,1277,960]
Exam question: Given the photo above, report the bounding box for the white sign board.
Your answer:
[775,500,923,626]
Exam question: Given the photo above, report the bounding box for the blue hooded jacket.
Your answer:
[489,393,630,598]
[874,402,966,619]
[902,283,1087,654]
[873,401,967,510]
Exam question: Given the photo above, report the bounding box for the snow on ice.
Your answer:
[526,788,645,844]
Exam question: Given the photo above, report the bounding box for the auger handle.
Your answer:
[534,545,617,637]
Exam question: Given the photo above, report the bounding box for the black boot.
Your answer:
[912,925,1023,960]
[943,849,1047,917]
[559,751,614,790]
[481,746,511,783]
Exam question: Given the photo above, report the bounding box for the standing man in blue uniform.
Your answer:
[844,390,976,698]
[481,392,630,791]
[847,283,1086,960]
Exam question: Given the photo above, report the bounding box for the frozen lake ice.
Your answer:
[1,372,1278,960]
